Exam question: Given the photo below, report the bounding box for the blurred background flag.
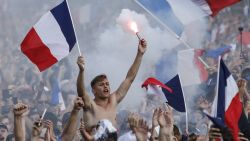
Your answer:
[21,0,76,71]
[192,0,241,16]
[134,0,183,36]
[134,0,206,37]
[50,79,66,111]
[178,49,208,86]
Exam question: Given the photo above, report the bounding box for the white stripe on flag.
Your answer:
[178,49,201,86]
[225,75,239,110]
[191,0,212,15]
[34,12,69,61]
[147,84,165,96]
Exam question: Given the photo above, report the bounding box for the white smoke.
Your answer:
[84,9,180,108]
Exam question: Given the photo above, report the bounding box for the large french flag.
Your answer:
[21,0,76,71]
[211,59,242,141]
[192,0,241,16]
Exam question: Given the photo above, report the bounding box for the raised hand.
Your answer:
[138,39,147,54]
[157,105,173,128]
[13,103,29,116]
[79,118,94,140]
[44,120,56,141]
[128,113,149,141]
[209,127,222,139]
[152,108,160,128]
[32,119,43,137]
[77,56,85,71]
[73,97,84,111]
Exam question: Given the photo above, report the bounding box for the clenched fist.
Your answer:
[13,103,29,116]
[77,56,85,71]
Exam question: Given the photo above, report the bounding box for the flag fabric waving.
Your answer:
[134,0,205,37]
[163,75,186,112]
[178,49,208,86]
[134,0,183,36]
[236,32,250,46]
[142,77,173,93]
[142,75,186,112]
[50,79,66,111]
[211,59,242,141]
[205,44,232,59]
[192,0,241,16]
[21,0,76,71]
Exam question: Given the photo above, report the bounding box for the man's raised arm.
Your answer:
[115,39,147,103]
[77,56,92,108]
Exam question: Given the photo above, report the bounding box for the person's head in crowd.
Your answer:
[242,68,250,90]
[173,125,182,141]
[28,108,40,122]
[6,134,14,141]
[0,123,8,141]
[188,133,198,141]
[91,74,111,99]
[0,117,11,133]
[17,85,34,104]
[1,106,10,116]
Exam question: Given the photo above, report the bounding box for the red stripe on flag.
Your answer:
[21,28,57,71]
[142,77,173,93]
[225,93,242,141]
[207,0,241,16]
[194,49,208,82]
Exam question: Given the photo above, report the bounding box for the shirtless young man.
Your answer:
[77,39,147,133]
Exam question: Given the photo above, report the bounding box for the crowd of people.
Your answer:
[0,0,250,141]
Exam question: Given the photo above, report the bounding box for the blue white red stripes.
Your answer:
[211,59,242,141]
[21,0,76,71]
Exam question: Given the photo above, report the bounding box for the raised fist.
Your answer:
[13,103,29,116]
[73,97,84,111]
[138,39,147,54]
[77,56,85,71]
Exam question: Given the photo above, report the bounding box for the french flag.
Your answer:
[142,75,186,112]
[211,59,242,141]
[192,0,241,16]
[21,0,76,71]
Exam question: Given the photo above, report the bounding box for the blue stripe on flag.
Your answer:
[217,60,231,122]
[50,0,76,51]
[136,0,184,36]
[50,79,60,106]
[162,75,186,112]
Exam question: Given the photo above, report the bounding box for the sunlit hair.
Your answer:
[91,74,107,88]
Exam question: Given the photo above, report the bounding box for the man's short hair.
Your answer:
[0,123,8,131]
[91,74,107,88]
